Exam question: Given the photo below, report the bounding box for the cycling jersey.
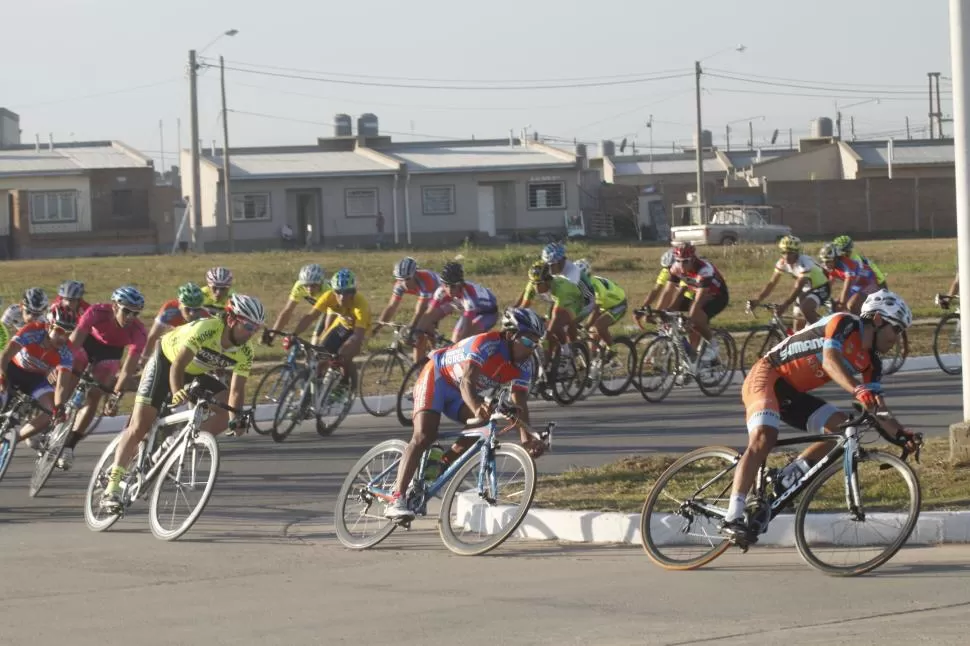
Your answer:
[201,285,233,311]
[155,298,208,328]
[160,316,254,378]
[311,290,371,330]
[849,251,886,284]
[1,304,30,334]
[521,277,583,318]
[826,257,877,291]
[0,323,8,351]
[774,255,828,289]
[657,268,694,300]
[590,275,626,309]
[288,281,319,306]
[556,259,596,306]
[51,296,90,315]
[76,303,147,358]
[432,331,533,394]
[670,259,728,297]
[391,270,440,302]
[9,322,73,374]
[430,281,498,315]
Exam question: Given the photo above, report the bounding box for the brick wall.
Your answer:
[89,167,153,231]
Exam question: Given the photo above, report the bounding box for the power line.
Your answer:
[704,86,943,102]
[706,71,947,96]
[705,67,932,90]
[8,78,180,110]
[567,87,695,133]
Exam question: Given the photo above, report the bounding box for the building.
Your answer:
[181,116,587,250]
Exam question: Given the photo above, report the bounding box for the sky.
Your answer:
[1,0,953,168]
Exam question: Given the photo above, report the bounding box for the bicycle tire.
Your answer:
[148,431,220,541]
[316,370,357,437]
[358,350,409,417]
[270,370,310,443]
[880,329,907,376]
[639,445,738,570]
[630,331,657,392]
[598,336,637,396]
[934,312,961,376]
[396,359,427,428]
[83,435,124,532]
[250,364,298,435]
[793,450,920,576]
[697,330,737,397]
[437,443,537,556]
[334,439,408,550]
[0,417,16,485]
[636,336,678,403]
[740,326,783,377]
[551,342,589,405]
[29,415,75,497]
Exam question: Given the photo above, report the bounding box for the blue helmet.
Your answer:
[501,307,545,338]
[330,269,357,292]
[541,242,566,264]
[111,286,145,311]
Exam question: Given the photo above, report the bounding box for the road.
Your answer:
[0,369,964,645]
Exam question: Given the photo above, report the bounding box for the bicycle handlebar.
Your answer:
[745,301,781,316]
[841,403,924,463]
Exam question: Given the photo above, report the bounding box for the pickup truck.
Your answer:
[670,207,791,246]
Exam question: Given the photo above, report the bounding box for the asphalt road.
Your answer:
[0,369,964,645]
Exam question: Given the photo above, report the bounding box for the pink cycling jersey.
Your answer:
[76,303,147,357]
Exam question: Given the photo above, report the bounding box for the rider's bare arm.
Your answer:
[377,295,401,327]
[459,363,487,418]
[781,275,812,309]
[410,298,433,330]
[228,373,247,415]
[753,271,783,304]
[142,320,172,364]
[821,346,863,396]
[0,340,20,383]
[688,287,710,317]
[168,346,196,395]
[271,300,299,334]
[655,283,683,311]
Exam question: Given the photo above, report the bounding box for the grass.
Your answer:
[534,437,970,513]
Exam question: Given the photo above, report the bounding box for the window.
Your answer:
[345,188,379,217]
[527,182,565,210]
[112,189,133,218]
[232,194,271,221]
[29,191,77,223]
[421,185,455,215]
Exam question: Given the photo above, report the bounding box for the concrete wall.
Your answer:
[752,144,843,181]
[88,167,154,231]
[0,175,92,234]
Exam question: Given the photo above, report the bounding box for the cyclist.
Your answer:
[819,243,878,315]
[833,235,887,288]
[749,235,830,331]
[517,260,583,352]
[542,242,596,320]
[289,269,369,387]
[52,280,89,316]
[722,290,917,545]
[374,257,441,361]
[419,261,499,344]
[1,288,49,337]
[61,286,147,469]
[99,294,265,511]
[142,283,208,360]
[384,307,547,521]
[575,259,628,349]
[636,250,692,324]
[202,266,234,315]
[666,242,730,359]
[0,305,77,448]
[263,264,326,346]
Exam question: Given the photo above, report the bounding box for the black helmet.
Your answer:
[440,261,464,285]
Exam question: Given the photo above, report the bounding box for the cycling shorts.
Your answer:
[454,309,498,338]
[602,299,628,324]
[793,283,831,318]
[701,286,730,320]
[319,322,354,355]
[74,336,124,385]
[741,359,839,434]
[6,362,53,400]
[412,359,467,422]
[136,345,226,410]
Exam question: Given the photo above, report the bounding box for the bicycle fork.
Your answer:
[842,427,865,521]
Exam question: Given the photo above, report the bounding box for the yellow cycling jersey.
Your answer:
[288,281,319,306]
[201,285,233,311]
[311,290,371,330]
[591,275,626,308]
[160,316,254,378]
[774,255,828,289]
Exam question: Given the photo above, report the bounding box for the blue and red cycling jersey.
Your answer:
[10,322,73,374]
[432,331,532,394]
[430,281,498,315]
[391,270,440,302]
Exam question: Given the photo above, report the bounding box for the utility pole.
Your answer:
[189,49,203,251]
[725,125,731,151]
[929,72,937,139]
[647,115,654,175]
[935,72,945,137]
[836,111,843,139]
[789,128,793,150]
[694,60,705,217]
[906,116,911,140]
[748,120,754,149]
[220,55,234,253]
[159,120,165,180]
[851,116,856,141]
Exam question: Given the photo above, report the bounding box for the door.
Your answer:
[477,185,496,237]
[295,192,317,246]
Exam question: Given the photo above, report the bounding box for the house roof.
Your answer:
[207,150,396,179]
[723,148,796,169]
[382,143,575,173]
[0,141,152,177]
[848,139,954,167]
[613,153,725,177]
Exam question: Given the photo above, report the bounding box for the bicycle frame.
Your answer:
[653,312,713,376]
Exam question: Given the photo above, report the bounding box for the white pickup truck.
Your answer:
[670,206,791,246]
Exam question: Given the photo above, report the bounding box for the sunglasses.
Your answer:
[120,307,140,318]
[235,319,261,332]
[517,335,539,349]
[335,289,357,296]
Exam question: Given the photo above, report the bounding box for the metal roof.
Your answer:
[849,140,954,167]
[385,144,574,173]
[613,157,725,176]
[0,142,151,177]
[208,150,395,179]
[724,149,796,168]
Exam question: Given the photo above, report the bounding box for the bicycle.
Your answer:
[335,389,554,556]
[393,328,453,428]
[635,310,737,402]
[29,367,114,497]
[249,328,308,435]
[270,337,357,441]
[739,302,793,377]
[359,323,447,418]
[933,294,960,376]
[83,381,248,541]
[574,326,637,398]
[639,406,923,576]
[0,390,48,486]
[528,339,589,406]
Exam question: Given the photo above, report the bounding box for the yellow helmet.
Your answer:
[778,235,802,254]
[528,260,551,283]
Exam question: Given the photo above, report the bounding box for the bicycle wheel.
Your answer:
[83,435,124,532]
[438,443,537,556]
[551,342,589,405]
[637,336,678,403]
[880,329,907,376]
[396,359,427,428]
[697,330,737,397]
[358,350,409,417]
[334,439,407,550]
[794,450,920,576]
[640,445,738,570]
[29,416,75,497]
[250,364,298,435]
[0,418,16,484]
[271,370,310,442]
[148,431,220,541]
[316,371,357,437]
[599,336,636,396]
[934,312,961,376]
[740,326,783,377]
[630,331,657,392]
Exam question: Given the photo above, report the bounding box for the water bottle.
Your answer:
[779,457,810,490]
[423,444,445,483]
[69,388,85,409]
[151,434,176,464]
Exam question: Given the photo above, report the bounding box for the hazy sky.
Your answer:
[1,0,953,166]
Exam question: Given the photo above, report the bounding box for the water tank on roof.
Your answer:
[693,129,713,150]
[358,113,379,137]
[600,140,616,157]
[811,117,833,138]
[575,143,587,158]
[334,114,353,137]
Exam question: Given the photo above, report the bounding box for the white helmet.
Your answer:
[393,257,418,280]
[298,264,324,286]
[574,258,591,275]
[860,289,912,329]
[226,294,265,326]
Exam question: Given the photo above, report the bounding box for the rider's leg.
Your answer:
[591,311,613,347]
[385,409,441,518]
[22,391,54,441]
[337,330,363,383]
[66,358,119,449]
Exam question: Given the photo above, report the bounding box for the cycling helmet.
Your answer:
[57,280,85,300]
[860,289,912,329]
[833,235,854,256]
[22,288,49,315]
[298,263,324,286]
[501,307,545,338]
[226,293,266,325]
[574,258,591,275]
[541,242,566,264]
[205,266,234,288]
[660,249,675,269]
[47,304,78,332]
[393,257,418,280]
[778,235,802,254]
[177,282,205,308]
[111,286,145,311]
[330,268,357,292]
[818,243,838,263]
[440,261,465,285]
[672,242,696,261]
[528,260,551,283]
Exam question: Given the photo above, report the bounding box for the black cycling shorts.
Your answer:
[701,286,729,320]
[135,345,225,410]
[319,324,353,355]
[84,335,124,364]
